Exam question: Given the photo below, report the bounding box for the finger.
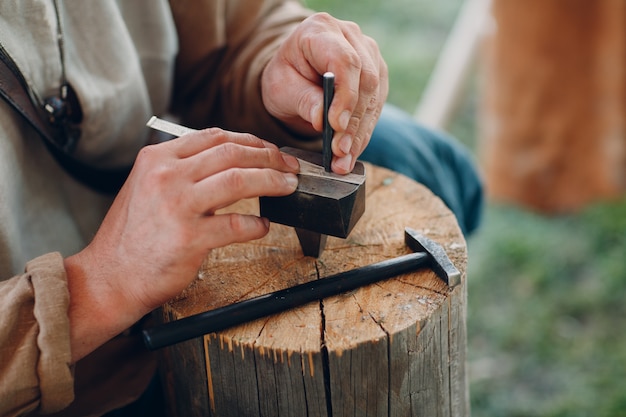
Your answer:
[307,22,381,174]
[193,168,298,214]
[263,69,324,133]
[291,15,362,129]
[330,113,374,174]
[199,213,271,250]
[350,59,388,156]
[332,67,386,172]
[332,37,388,174]
[185,143,300,181]
[331,30,381,139]
[166,128,277,159]
[331,96,380,174]
[335,31,379,121]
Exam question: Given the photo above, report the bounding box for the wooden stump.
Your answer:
[479,0,626,212]
[157,163,468,417]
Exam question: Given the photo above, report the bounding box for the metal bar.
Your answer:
[146,116,364,185]
[297,158,365,185]
[146,116,196,137]
[322,72,335,172]
[143,251,429,350]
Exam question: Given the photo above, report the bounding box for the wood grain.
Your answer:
[158,163,468,417]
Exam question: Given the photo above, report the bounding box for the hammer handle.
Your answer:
[143,251,429,350]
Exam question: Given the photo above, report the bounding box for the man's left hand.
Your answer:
[261,12,389,174]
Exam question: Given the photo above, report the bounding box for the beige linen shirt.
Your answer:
[0,1,314,415]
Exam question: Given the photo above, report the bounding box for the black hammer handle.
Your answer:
[143,251,429,350]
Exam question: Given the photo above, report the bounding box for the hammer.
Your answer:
[142,228,460,350]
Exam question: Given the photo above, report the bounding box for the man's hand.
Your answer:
[64,129,299,361]
[261,12,389,174]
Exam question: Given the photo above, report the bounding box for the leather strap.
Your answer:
[0,44,130,194]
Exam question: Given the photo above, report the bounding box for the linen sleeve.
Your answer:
[0,252,74,416]
[168,0,322,150]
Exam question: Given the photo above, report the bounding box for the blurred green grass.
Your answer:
[305,1,626,416]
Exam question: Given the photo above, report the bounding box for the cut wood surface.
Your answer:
[158,163,468,417]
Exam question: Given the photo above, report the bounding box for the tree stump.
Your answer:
[157,163,469,417]
[479,0,626,212]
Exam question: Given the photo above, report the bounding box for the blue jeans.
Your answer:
[361,104,483,235]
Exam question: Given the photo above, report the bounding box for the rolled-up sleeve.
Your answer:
[0,252,74,416]
[169,0,322,149]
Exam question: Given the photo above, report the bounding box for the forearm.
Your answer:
[169,0,320,147]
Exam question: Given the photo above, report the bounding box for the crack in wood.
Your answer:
[231,258,302,303]
[397,277,449,296]
[315,258,334,416]
[320,299,333,417]
[160,164,468,415]
[300,351,311,417]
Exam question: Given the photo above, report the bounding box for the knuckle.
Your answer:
[310,11,334,25]
[214,142,239,163]
[222,168,247,192]
[135,145,175,186]
[135,144,160,168]
[343,20,362,35]
[204,126,225,136]
[360,68,380,95]
[364,34,378,49]
[228,214,248,235]
[296,88,319,118]
[354,107,381,148]
[201,127,226,140]
[381,58,389,77]
[380,64,390,93]
[228,214,244,234]
[255,147,279,168]
[148,165,178,197]
[348,114,362,131]
[266,170,291,193]
[267,148,284,166]
[367,93,380,112]
[345,49,363,72]
[196,127,227,146]
[242,132,265,148]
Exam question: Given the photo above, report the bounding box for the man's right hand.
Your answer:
[64,129,300,362]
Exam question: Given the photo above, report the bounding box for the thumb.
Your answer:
[262,62,324,133]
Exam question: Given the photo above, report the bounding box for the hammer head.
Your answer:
[404,227,461,287]
[260,147,366,239]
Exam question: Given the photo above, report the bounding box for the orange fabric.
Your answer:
[0,253,73,416]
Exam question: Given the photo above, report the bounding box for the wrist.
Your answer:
[64,250,147,362]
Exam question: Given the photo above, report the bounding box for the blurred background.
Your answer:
[306,1,626,416]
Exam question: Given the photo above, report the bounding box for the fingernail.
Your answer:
[282,153,300,171]
[284,173,299,190]
[338,135,352,155]
[334,153,353,174]
[339,110,351,131]
[262,217,270,229]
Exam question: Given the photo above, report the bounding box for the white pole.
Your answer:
[414,0,492,129]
